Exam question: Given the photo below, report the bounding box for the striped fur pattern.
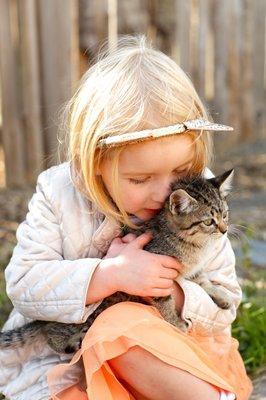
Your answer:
[0,169,234,353]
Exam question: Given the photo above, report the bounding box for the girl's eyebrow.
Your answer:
[122,159,193,176]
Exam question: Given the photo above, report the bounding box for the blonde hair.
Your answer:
[61,34,214,229]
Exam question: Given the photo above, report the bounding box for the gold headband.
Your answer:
[97,118,234,149]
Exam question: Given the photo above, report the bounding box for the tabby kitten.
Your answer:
[0,169,234,354]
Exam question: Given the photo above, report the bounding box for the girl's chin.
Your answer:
[132,209,159,220]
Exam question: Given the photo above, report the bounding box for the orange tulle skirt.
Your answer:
[47,302,253,400]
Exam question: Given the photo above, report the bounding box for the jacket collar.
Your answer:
[91,215,144,253]
[91,216,122,253]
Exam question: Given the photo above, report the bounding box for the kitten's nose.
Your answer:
[218,221,227,234]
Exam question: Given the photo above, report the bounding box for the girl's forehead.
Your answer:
[119,135,195,173]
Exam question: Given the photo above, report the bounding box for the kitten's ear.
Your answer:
[169,189,198,214]
[209,169,234,197]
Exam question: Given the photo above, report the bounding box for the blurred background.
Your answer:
[0,1,265,397]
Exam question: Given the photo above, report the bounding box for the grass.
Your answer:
[232,273,266,377]
[231,223,266,377]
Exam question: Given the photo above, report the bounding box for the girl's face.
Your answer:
[99,135,195,221]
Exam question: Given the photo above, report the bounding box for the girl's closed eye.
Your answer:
[129,177,149,184]
[128,169,189,185]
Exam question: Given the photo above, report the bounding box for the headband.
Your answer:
[97,118,234,149]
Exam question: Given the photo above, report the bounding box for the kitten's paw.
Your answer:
[64,340,82,354]
[63,328,88,354]
[211,293,232,310]
[215,299,232,310]
[173,319,188,332]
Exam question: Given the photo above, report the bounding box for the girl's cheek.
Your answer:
[123,186,147,208]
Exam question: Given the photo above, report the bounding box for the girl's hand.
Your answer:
[103,234,137,259]
[109,233,184,298]
[86,234,138,305]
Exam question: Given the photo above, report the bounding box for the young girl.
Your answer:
[0,35,252,400]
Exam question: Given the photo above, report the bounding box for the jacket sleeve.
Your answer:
[178,235,242,333]
[5,170,103,324]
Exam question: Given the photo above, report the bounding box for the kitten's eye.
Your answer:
[203,219,213,226]
[222,211,228,219]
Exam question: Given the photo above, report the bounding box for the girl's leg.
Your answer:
[109,345,220,400]
[118,379,151,400]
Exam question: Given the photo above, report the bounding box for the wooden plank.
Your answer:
[198,0,209,99]
[212,0,231,151]
[0,0,26,187]
[108,0,118,51]
[252,0,266,139]
[190,0,200,91]
[95,0,108,48]
[239,0,255,141]
[205,0,214,102]
[18,0,45,183]
[79,0,108,71]
[225,0,242,147]
[37,0,79,166]
[213,0,230,124]
[175,0,191,72]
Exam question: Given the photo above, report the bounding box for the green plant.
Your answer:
[232,295,266,376]
[233,226,266,377]
[232,225,266,376]
[0,266,12,328]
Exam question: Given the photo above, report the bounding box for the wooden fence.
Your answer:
[0,0,79,187]
[0,0,265,188]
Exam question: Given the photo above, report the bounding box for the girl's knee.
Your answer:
[108,345,143,373]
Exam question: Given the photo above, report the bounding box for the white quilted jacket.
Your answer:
[0,162,242,400]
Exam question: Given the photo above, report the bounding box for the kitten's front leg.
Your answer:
[192,273,232,310]
[147,296,188,332]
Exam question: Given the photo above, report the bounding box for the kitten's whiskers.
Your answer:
[228,224,251,245]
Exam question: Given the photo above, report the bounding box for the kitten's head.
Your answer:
[165,169,234,244]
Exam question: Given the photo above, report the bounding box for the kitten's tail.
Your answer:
[0,321,45,348]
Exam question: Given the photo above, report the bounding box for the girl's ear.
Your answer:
[169,189,198,214]
[95,166,101,175]
[95,150,104,175]
[208,169,234,197]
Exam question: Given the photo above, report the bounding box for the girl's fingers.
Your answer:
[158,254,184,271]
[109,237,123,246]
[129,232,153,248]
[159,269,179,280]
[121,233,137,243]
[150,287,173,297]
[157,278,175,288]
[113,237,123,243]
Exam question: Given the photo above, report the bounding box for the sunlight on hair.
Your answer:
[57,34,214,228]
